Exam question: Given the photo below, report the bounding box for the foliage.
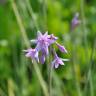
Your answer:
[0,0,96,96]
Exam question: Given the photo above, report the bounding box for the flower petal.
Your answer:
[44,31,48,37]
[35,43,41,52]
[34,51,39,62]
[71,12,80,30]
[56,42,67,53]
[37,31,42,38]
[59,59,64,65]
[47,34,58,45]
[62,58,69,61]
[44,45,49,55]
[39,54,45,64]
[30,39,37,44]
[55,63,59,68]
[25,52,32,57]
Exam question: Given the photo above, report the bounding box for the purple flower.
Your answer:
[56,42,67,53]
[52,53,64,68]
[35,31,49,56]
[71,13,80,30]
[24,31,69,66]
[47,34,58,45]
[24,48,39,62]
[39,53,45,64]
[35,31,58,55]
[29,31,58,64]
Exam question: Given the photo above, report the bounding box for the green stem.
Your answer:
[43,0,48,30]
[49,63,52,96]
[33,60,49,96]
[10,0,30,48]
[84,40,96,96]
[25,0,39,30]
[9,0,48,96]
[71,32,82,96]
[72,48,82,96]
[80,0,94,96]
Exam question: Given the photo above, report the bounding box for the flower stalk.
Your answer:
[10,0,49,96]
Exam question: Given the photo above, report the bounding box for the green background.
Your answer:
[0,0,96,96]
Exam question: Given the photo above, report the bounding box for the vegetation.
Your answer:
[0,0,96,96]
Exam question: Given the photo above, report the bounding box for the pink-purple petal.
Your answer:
[25,52,32,57]
[71,13,80,30]
[39,54,45,64]
[56,43,67,53]
[55,63,59,68]
[37,31,42,38]
[47,34,58,45]
[52,53,65,68]
[59,59,64,65]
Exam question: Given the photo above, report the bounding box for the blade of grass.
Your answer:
[8,79,15,96]
[0,88,7,96]
[9,0,48,96]
[9,0,30,48]
[70,31,82,96]
[25,0,39,30]
[33,60,49,96]
[42,0,48,30]
[80,0,94,96]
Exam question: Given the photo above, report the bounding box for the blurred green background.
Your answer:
[0,0,96,96]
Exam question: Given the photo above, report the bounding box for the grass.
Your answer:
[0,0,96,96]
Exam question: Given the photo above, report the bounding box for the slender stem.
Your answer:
[71,32,82,96]
[80,0,87,46]
[71,48,82,96]
[10,0,30,48]
[52,71,64,96]
[10,0,48,96]
[80,0,94,95]
[43,0,48,30]
[0,88,7,96]
[49,63,52,96]
[25,0,39,30]
[84,40,96,96]
[48,46,54,96]
[33,60,49,96]
[8,79,15,96]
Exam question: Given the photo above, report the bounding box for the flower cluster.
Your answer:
[24,31,68,68]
